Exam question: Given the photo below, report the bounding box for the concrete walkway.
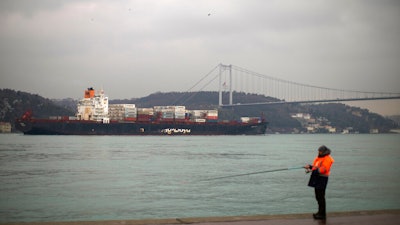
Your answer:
[2,209,399,225]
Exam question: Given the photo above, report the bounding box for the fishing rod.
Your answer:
[200,166,304,181]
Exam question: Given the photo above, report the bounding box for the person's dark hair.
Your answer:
[318,145,331,156]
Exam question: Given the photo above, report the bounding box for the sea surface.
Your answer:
[0,134,399,222]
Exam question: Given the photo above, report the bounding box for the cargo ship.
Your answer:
[15,88,267,135]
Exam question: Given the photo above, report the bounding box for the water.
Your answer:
[0,134,399,222]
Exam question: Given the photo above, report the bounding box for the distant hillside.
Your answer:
[1,89,398,133]
[0,89,75,131]
[305,103,397,133]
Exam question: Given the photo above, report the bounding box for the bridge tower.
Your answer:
[218,64,233,106]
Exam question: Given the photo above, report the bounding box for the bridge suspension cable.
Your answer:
[176,63,400,106]
[230,65,400,102]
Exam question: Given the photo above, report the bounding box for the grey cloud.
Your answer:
[0,0,399,115]
[0,0,73,15]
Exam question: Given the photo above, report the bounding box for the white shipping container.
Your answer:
[125,111,137,115]
[190,110,207,118]
[124,104,136,108]
[153,106,163,111]
[241,117,250,123]
[137,108,154,115]
[207,110,218,116]
[154,105,184,111]
[174,106,186,113]
[175,115,186,119]
[162,112,174,118]
[162,109,175,113]
[109,104,136,109]
[125,113,137,118]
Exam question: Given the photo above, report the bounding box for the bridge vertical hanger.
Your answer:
[229,64,233,105]
[219,64,223,106]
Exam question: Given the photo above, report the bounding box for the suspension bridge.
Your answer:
[182,63,400,107]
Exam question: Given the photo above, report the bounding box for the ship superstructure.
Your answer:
[76,88,109,123]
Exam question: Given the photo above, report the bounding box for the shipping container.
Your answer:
[159,118,174,122]
[137,108,154,115]
[137,114,153,122]
[190,110,207,118]
[206,116,218,120]
[207,119,218,123]
[174,118,187,123]
[241,117,250,123]
[108,104,137,121]
[241,117,261,123]
[124,117,137,121]
[207,110,218,116]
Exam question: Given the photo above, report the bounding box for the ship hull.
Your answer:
[15,120,267,135]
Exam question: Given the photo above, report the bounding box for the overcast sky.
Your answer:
[1,0,399,115]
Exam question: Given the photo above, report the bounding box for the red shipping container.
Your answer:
[125,117,137,121]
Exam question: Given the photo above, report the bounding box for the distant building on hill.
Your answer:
[0,122,12,133]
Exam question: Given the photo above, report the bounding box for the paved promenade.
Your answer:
[2,209,399,225]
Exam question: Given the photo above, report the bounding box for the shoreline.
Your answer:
[2,209,399,225]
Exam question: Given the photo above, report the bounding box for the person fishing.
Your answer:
[304,145,334,220]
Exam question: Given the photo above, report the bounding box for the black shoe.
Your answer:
[313,213,326,220]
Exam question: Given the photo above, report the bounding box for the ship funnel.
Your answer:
[84,87,95,98]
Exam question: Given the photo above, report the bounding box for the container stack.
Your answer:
[109,104,221,123]
[137,108,154,122]
[187,109,218,122]
[241,117,261,123]
[174,106,186,121]
[154,106,186,122]
[109,104,137,121]
[205,110,218,122]
[124,105,137,121]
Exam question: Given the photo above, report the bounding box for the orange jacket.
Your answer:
[312,154,334,176]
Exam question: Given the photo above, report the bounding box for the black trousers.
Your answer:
[314,188,326,215]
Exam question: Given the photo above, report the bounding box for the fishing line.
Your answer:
[200,166,304,181]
